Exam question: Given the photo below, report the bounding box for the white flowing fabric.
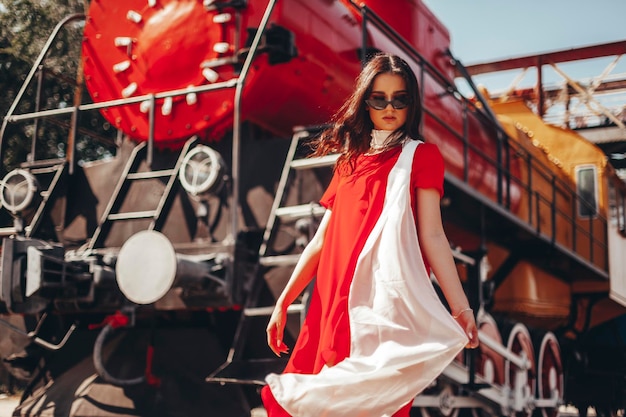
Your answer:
[266,141,468,417]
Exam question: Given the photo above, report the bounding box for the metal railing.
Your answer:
[0,1,281,248]
[348,1,608,272]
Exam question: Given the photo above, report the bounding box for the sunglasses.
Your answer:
[365,95,410,110]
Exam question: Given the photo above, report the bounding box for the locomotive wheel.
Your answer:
[531,331,563,417]
[500,321,536,417]
[471,313,505,417]
[416,381,461,417]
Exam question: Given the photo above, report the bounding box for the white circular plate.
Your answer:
[116,230,177,304]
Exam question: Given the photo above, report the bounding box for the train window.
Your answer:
[608,178,626,234]
[617,193,626,233]
[618,188,626,234]
[575,165,598,218]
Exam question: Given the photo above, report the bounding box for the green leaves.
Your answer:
[0,0,115,171]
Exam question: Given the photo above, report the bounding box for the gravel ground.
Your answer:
[0,395,589,417]
[0,394,18,417]
[0,396,268,417]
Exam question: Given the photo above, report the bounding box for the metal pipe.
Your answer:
[93,324,145,386]
[462,100,469,182]
[231,0,279,242]
[478,330,531,370]
[32,66,44,163]
[536,60,544,117]
[148,94,155,167]
[0,315,76,351]
[551,175,557,244]
[5,79,238,123]
[360,7,368,65]
[69,107,78,175]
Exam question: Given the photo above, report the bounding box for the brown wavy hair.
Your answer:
[312,53,422,168]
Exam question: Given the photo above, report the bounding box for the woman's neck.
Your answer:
[369,129,394,150]
[367,130,409,155]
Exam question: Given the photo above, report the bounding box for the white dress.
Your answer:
[265,141,468,417]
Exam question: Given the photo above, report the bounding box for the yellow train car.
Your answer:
[463,90,626,416]
[490,94,625,326]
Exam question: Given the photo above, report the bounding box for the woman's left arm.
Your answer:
[416,187,479,348]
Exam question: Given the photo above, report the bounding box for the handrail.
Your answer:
[0,14,85,156]
[231,0,279,245]
[5,79,239,123]
[0,313,76,351]
[1,1,280,249]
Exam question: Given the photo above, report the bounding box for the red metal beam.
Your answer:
[461,40,626,76]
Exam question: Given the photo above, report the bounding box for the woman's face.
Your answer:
[366,73,409,131]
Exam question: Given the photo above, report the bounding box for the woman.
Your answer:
[262,53,479,417]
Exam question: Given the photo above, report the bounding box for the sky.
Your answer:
[421,0,626,96]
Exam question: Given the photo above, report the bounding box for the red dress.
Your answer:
[263,141,464,417]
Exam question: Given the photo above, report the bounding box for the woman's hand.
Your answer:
[454,309,479,349]
[264,210,331,357]
[266,303,290,357]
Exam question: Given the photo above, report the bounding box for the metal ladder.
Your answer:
[87,137,198,251]
[0,158,68,238]
[206,126,337,385]
[23,160,68,238]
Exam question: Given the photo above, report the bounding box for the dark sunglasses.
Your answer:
[365,95,410,110]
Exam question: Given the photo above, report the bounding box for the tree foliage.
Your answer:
[0,0,116,171]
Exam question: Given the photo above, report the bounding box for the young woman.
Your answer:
[261,53,479,417]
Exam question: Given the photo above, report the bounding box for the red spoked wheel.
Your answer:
[417,381,462,417]
[417,349,465,417]
[475,313,506,386]
[532,331,563,417]
[502,322,536,417]
[471,312,505,417]
[416,285,466,417]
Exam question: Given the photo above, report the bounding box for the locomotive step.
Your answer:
[290,154,339,170]
[274,204,326,221]
[244,303,305,317]
[259,254,301,267]
[107,210,157,221]
[206,358,289,386]
[126,169,176,180]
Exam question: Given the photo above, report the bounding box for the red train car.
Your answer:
[1,1,625,416]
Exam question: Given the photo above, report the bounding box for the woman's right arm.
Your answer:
[266,209,332,356]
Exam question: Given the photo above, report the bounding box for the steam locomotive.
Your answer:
[1,0,626,416]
